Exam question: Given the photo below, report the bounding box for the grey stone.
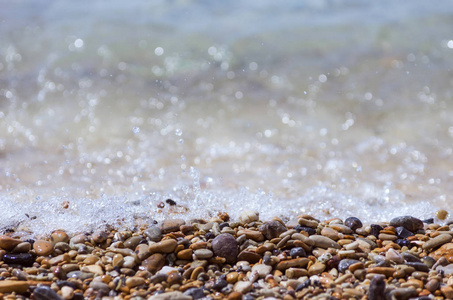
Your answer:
[389,216,424,233]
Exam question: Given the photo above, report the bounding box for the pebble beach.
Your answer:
[2,211,453,299]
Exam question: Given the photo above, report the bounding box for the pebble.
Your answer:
[338,259,360,273]
[290,247,306,258]
[161,219,185,233]
[183,287,205,299]
[237,250,261,264]
[238,210,259,224]
[211,233,238,264]
[12,242,31,253]
[141,253,165,273]
[259,221,287,240]
[252,263,272,277]
[0,235,22,251]
[309,235,341,249]
[33,285,62,300]
[0,281,29,293]
[126,276,146,288]
[308,261,326,275]
[51,230,70,244]
[149,291,192,300]
[61,286,74,300]
[422,233,452,250]
[389,216,424,232]
[385,248,404,263]
[3,252,35,267]
[234,281,253,293]
[149,239,178,253]
[193,249,213,259]
[344,217,362,231]
[145,226,162,242]
[368,276,386,300]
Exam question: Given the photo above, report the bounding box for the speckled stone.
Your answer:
[259,221,287,240]
[145,226,162,242]
[211,233,238,264]
[33,240,54,256]
[161,219,185,233]
[389,216,424,233]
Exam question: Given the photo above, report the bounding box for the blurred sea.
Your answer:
[1,0,453,236]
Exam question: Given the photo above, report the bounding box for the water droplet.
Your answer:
[132,126,140,134]
[175,128,182,136]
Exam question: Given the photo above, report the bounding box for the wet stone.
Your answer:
[238,210,259,225]
[405,262,429,272]
[345,217,362,231]
[396,226,414,239]
[12,242,31,253]
[211,233,238,264]
[0,235,22,251]
[259,221,287,240]
[401,252,421,263]
[0,281,29,294]
[33,285,62,300]
[237,250,261,264]
[390,216,424,233]
[370,224,383,238]
[290,247,306,258]
[368,276,386,300]
[338,259,360,273]
[183,287,205,299]
[67,271,95,280]
[309,235,341,249]
[92,230,108,244]
[161,219,185,233]
[145,226,162,242]
[294,225,316,235]
[3,252,35,267]
[423,233,452,251]
[141,253,165,273]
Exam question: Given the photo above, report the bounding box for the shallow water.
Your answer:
[2,1,453,236]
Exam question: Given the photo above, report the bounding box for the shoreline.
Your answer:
[0,212,453,299]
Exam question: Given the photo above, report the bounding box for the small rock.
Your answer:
[425,278,440,293]
[69,234,87,245]
[386,248,404,264]
[12,242,31,253]
[368,276,386,300]
[238,210,259,225]
[442,286,453,299]
[338,259,360,273]
[395,226,414,239]
[144,226,162,242]
[309,235,341,249]
[183,287,205,299]
[177,248,193,260]
[432,242,453,262]
[161,219,185,233]
[237,250,261,264]
[149,291,192,300]
[290,247,306,258]
[321,227,341,241]
[140,253,165,273]
[234,281,253,294]
[33,285,62,300]
[89,281,110,294]
[126,276,146,288]
[92,230,108,244]
[124,236,143,249]
[259,221,287,240]
[252,264,272,278]
[308,262,326,276]
[67,271,95,280]
[211,233,238,264]
[135,243,151,261]
[3,253,35,267]
[423,233,452,251]
[0,235,22,251]
[0,280,29,294]
[389,216,424,233]
[51,230,70,244]
[194,249,213,259]
[61,286,74,300]
[344,217,362,231]
[149,239,178,253]
[81,264,104,275]
[405,262,429,272]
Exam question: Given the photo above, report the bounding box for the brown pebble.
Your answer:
[149,239,178,253]
[226,272,239,283]
[125,276,145,288]
[0,235,22,251]
[177,249,193,260]
[33,240,54,256]
[276,258,310,270]
[228,291,243,300]
[436,209,448,220]
[237,250,261,264]
[441,286,453,299]
[0,281,29,293]
[141,253,165,273]
[161,219,185,233]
